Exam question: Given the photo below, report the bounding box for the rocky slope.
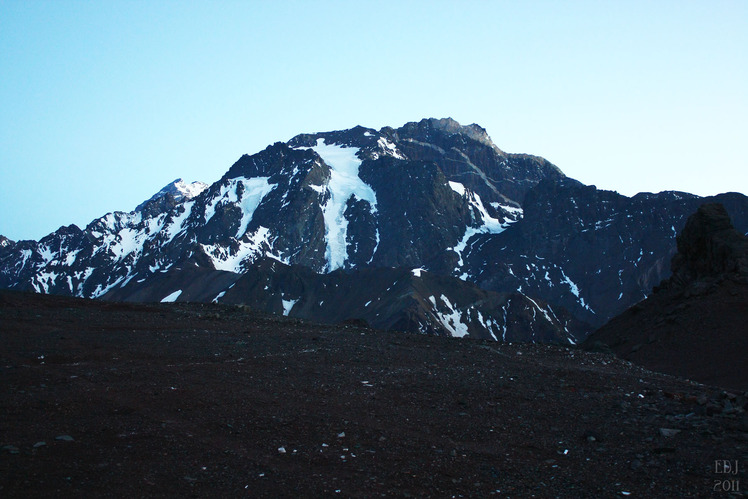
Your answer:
[586,203,748,390]
[2,118,748,341]
[464,180,748,326]
[104,258,589,344]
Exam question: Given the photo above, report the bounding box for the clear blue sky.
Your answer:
[1,1,746,241]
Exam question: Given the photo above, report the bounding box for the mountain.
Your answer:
[2,118,748,342]
[585,203,748,390]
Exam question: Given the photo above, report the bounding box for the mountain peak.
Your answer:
[136,178,208,212]
[397,117,502,152]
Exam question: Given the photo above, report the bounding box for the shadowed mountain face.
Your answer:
[586,203,748,390]
[104,259,588,345]
[2,118,748,341]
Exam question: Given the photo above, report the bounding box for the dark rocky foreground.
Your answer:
[1,290,746,497]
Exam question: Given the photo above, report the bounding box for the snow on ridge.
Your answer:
[202,225,288,273]
[303,138,379,272]
[448,181,466,196]
[138,179,208,211]
[491,202,524,220]
[202,176,275,238]
[89,210,164,265]
[376,136,406,160]
[174,179,208,200]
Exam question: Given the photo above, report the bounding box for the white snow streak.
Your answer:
[307,139,378,272]
[165,201,195,243]
[560,268,594,312]
[525,295,554,325]
[448,181,511,267]
[236,177,275,238]
[212,290,226,303]
[204,177,275,236]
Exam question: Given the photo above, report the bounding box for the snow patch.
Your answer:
[448,181,466,196]
[376,136,406,159]
[202,226,287,273]
[38,245,56,264]
[282,298,298,316]
[161,290,182,303]
[429,294,470,338]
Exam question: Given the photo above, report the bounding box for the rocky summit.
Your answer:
[1,118,748,343]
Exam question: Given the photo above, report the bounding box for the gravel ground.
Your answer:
[1,290,746,497]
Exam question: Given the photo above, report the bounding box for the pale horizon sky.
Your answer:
[1,1,746,241]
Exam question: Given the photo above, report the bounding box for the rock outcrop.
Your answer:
[658,202,748,290]
[586,203,748,390]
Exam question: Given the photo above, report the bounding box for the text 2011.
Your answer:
[714,460,739,492]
